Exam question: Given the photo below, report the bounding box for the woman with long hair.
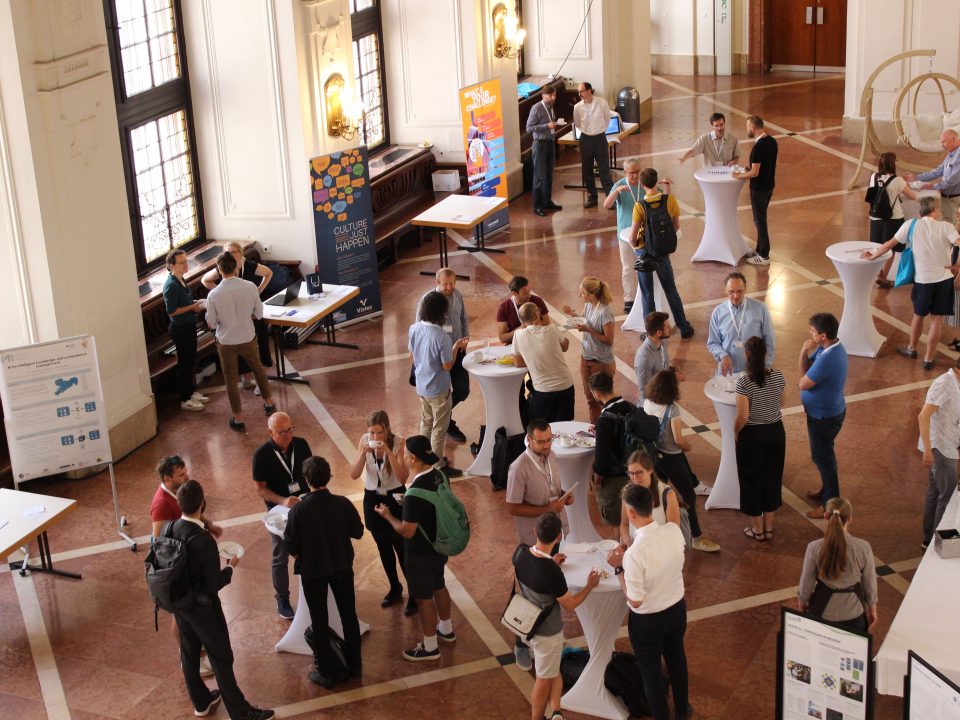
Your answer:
[643,369,721,553]
[734,336,786,541]
[349,410,416,616]
[797,497,879,633]
[868,152,918,288]
[618,449,680,546]
[562,276,616,423]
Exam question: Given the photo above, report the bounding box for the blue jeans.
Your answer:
[636,253,693,335]
[806,410,845,505]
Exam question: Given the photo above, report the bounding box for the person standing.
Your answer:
[607,484,690,720]
[867,152,919,288]
[284,456,364,688]
[417,268,471,443]
[374,436,457,662]
[572,81,614,208]
[589,371,635,527]
[561,277,616,424]
[252,411,311,620]
[732,115,778,265]
[170,480,275,720]
[526,85,562,216]
[162,249,209,413]
[678,112,740,167]
[496,275,550,344]
[797,497,878,634]
[734,336,786,541]
[904,128,960,223]
[917,357,960,548]
[707,272,776,376]
[409,290,470,477]
[618,451,681,546]
[511,303,575,423]
[604,158,643,313]
[626,168,695,339]
[204,251,276,430]
[799,313,848,518]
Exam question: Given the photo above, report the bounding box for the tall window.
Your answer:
[515,0,526,78]
[104,0,205,275]
[350,0,389,150]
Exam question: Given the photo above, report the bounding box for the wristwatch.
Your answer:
[614,566,625,576]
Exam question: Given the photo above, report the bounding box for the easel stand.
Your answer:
[108,463,137,551]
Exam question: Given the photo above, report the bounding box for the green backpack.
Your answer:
[404,471,471,556]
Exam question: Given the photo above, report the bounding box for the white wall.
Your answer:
[650,0,748,72]
[522,0,604,93]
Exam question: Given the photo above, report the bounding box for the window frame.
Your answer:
[103,0,207,277]
[350,0,390,153]
[515,0,526,79]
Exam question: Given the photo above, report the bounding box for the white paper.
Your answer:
[23,505,45,517]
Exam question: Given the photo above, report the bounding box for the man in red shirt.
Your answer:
[496,276,550,344]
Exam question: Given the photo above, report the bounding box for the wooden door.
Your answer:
[768,0,846,71]
[813,0,847,69]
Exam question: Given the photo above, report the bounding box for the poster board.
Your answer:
[904,651,960,719]
[0,335,112,484]
[777,608,874,720]
[459,77,510,236]
[310,146,382,326]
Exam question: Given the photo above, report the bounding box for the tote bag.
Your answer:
[894,219,918,287]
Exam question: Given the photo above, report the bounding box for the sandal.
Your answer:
[743,527,766,541]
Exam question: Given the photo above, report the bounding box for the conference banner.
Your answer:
[459,77,510,236]
[310,146,382,325]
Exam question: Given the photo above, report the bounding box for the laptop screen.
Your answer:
[573,115,623,140]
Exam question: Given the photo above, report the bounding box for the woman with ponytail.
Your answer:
[797,497,879,632]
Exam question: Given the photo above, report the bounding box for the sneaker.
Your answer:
[402,643,440,662]
[922,539,930,550]
[680,326,695,340]
[550,713,566,720]
[180,399,205,412]
[446,421,467,443]
[442,461,464,479]
[896,346,918,359]
[308,669,339,689]
[437,627,457,643]
[746,254,770,266]
[263,404,277,417]
[624,301,634,314]
[241,377,256,390]
[583,196,598,209]
[922,360,935,371]
[237,709,275,720]
[254,385,262,397]
[190,392,210,404]
[691,536,720,553]
[277,597,295,620]
[514,643,533,671]
[195,690,221,717]
[694,483,712,496]
[198,653,214,678]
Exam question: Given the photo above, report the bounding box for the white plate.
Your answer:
[218,541,245,559]
[563,317,585,329]
[575,436,596,448]
[264,511,288,532]
[594,539,619,551]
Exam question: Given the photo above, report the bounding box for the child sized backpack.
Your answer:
[404,471,471,556]
[640,195,679,257]
[865,173,896,220]
[144,521,199,629]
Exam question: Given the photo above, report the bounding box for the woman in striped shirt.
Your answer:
[734,336,786,541]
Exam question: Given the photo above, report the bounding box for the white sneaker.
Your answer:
[180,399,205,412]
[691,536,721,553]
[240,378,256,390]
[190,392,210,404]
[746,254,770,266]
[199,653,214,678]
[694,483,712,496]
[254,385,262,397]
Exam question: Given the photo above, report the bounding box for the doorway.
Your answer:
[766,0,847,72]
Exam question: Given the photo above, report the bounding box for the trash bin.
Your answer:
[616,87,640,124]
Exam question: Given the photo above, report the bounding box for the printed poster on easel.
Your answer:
[459,77,510,236]
[776,608,874,720]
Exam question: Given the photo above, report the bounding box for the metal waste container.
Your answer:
[616,87,640,124]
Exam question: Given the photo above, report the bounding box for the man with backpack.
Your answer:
[160,480,274,720]
[626,167,695,339]
[374,436,460,661]
[590,371,638,526]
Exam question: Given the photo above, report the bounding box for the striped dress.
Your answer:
[736,369,785,424]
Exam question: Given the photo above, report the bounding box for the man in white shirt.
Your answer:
[607,483,689,720]
[864,196,960,370]
[572,81,614,208]
[678,112,740,167]
[205,252,276,430]
[512,303,574,422]
[918,357,960,548]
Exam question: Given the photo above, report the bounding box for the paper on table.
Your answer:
[23,506,45,517]
[0,520,8,531]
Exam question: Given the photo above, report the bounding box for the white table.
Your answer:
[875,487,960,695]
[0,488,80,579]
[551,421,601,544]
[826,241,890,358]
[263,506,370,655]
[411,194,510,278]
[619,228,674,333]
[691,166,751,266]
[464,346,528,477]
[702,376,742,510]
[559,542,629,720]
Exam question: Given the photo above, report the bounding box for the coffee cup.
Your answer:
[368,439,383,449]
[472,350,483,361]
[558,435,574,447]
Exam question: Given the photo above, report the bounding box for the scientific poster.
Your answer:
[459,77,510,235]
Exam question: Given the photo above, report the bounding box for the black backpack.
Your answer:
[865,173,896,220]
[605,651,663,717]
[144,521,200,629]
[560,648,590,691]
[304,624,349,678]
[598,403,664,474]
[640,195,678,257]
[490,425,525,491]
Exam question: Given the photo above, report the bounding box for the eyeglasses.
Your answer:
[276,427,295,436]
[530,436,554,445]
[626,470,647,478]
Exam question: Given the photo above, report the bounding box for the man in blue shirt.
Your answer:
[905,129,960,224]
[798,313,848,517]
[707,273,776,375]
[604,158,643,313]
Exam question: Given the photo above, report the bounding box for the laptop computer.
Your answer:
[573,114,623,140]
[265,280,302,307]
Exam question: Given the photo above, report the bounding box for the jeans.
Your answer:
[270,531,290,601]
[806,410,845,505]
[627,599,689,720]
[532,139,555,210]
[169,321,198,402]
[750,188,773,258]
[302,570,362,676]
[579,133,613,197]
[636,254,693,335]
[923,448,958,544]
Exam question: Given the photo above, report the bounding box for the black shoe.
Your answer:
[195,690,222,717]
[534,208,547,216]
[349,665,362,680]
[404,598,419,617]
[443,464,464,478]
[277,597,295,620]
[381,588,403,607]
[470,441,480,456]
[583,196,598,208]
[624,301,634,314]
[446,421,467,443]
[680,326,695,340]
[229,418,246,432]
[308,670,338,689]
[545,202,562,211]
[263,404,277,416]
[237,709,275,720]
[923,360,935,371]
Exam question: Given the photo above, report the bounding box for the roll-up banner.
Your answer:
[460,78,510,236]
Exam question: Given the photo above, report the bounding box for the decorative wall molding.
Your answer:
[33,44,109,92]
[536,0,590,60]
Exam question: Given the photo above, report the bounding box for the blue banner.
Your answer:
[310,147,382,324]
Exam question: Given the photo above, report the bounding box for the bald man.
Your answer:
[604,158,644,313]
[905,129,960,222]
[252,411,312,620]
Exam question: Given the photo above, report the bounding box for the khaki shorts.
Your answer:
[595,474,629,525]
[528,631,564,678]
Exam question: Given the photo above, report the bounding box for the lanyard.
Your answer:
[513,297,522,323]
[274,446,295,479]
[727,301,745,340]
[713,134,725,156]
[525,449,558,497]
[542,100,554,122]
[530,546,552,560]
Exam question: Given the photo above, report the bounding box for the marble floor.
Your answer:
[1,71,942,719]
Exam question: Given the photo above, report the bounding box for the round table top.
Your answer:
[462,344,527,378]
[550,420,596,457]
[694,165,743,184]
[825,240,890,265]
[558,539,624,593]
[704,372,744,405]
[264,504,289,538]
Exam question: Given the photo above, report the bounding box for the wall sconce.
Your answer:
[324,73,364,141]
[492,3,526,60]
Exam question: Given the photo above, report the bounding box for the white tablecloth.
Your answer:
[875,487,960,696]
[826,241,890,358]
[703,376,742,510]
[619,228,674,331]
[464,346,528,477]
[691,166,750,266]
[560,543,629,720]
[551,421,601,544]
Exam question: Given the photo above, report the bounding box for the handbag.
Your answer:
[661,486,693,550]
[894,218,918,287]
[501,546,557,640]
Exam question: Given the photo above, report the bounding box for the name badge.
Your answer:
[733,341,744,349]
[287,481,300,495]
[443,325,453,333]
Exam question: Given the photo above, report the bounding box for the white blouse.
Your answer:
[361,433,404,493]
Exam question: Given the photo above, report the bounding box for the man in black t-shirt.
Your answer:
[733,115,779,265]
[374,435,455,662]
[589,371,634,526]
[252,411,312,620]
